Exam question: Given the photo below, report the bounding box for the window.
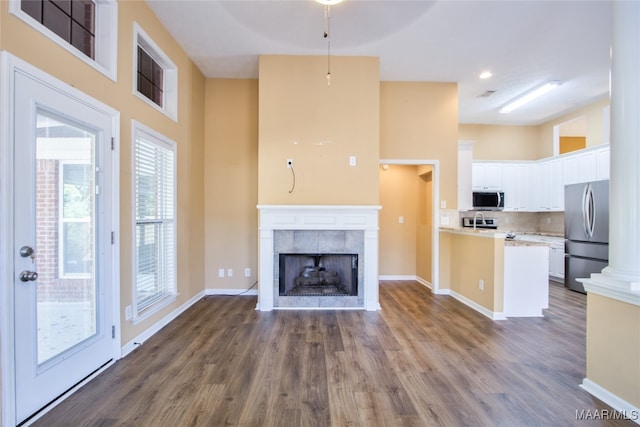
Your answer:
[10,0,118,80]
[134,23,178,121]
[133,121,176,316]
[137,46,163,107]
[21,0,96,59]
[59,162,93,277]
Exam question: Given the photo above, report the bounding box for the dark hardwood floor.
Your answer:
[33,281,636,426]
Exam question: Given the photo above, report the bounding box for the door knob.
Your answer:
[19,270,38,282]
[19,246,35,258]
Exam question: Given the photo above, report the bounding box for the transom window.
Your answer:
[21,0,96,59]
[11,0,118,80]
[134,23,178,121]
[137,46,163,108]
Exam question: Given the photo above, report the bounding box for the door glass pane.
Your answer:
[35,110,98,365]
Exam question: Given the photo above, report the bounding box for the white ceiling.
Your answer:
[145,0,612,126]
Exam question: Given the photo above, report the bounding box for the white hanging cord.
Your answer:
[324,5,331,86]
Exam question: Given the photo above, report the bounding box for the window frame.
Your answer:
[58,161,94,279]
[133,23,178,122]
[9,0,118,81]
[131,120,177,321]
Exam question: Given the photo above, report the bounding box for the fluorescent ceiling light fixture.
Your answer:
[499,80,562,114]
[316,0,343,5]
[479,71,492,79]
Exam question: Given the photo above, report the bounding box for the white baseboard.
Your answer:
[580,378,640,425]
[378,275,416,281]
[121,290,205,357]
[449,290,506,320]
[205,288,258,296]
[415,276,432,290]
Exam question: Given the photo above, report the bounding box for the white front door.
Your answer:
[8,59,118,424]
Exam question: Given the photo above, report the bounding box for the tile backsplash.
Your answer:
[456,210,564,235]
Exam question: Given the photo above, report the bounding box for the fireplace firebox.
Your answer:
[279,253,358,297]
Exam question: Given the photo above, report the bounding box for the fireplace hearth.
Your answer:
[279,253,358,297]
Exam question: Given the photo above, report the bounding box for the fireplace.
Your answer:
[257,205,381,311]
[279,253,358,296]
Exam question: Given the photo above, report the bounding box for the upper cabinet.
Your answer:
[502,163,534,211]
[470,144,609,213]
[472,162,503,191]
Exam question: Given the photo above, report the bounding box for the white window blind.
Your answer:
[134,125,176,314]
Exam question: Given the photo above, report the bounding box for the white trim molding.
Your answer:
[580,273,640,307]
[580,379,640,425]
[449,290,507,320]
[121,290,205,357]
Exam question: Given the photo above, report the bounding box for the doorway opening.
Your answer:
[378,160,440,293]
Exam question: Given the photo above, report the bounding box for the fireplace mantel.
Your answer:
[257,205,381,311]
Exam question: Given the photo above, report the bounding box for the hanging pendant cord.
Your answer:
[324,5,331,85]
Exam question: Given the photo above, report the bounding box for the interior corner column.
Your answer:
[602,0,640,288]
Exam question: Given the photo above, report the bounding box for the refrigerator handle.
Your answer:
[587,184,595,239]
[582,184,590,239]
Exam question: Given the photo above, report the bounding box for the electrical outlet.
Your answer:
[218,268,225,278]
[125,305,132,320]
[244,268,251,277]
[227,268,233,277]
[440,200,447,209]
[479,279,484,290]
[349,155,356,166]
[287,159,293,168]
[398,216,404,224]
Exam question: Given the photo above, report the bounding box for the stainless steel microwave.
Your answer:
[472,191,504,210]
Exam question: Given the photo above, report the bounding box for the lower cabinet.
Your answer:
[549,243,565,282]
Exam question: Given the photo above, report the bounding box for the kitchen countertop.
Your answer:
[505,238,550,247]
[440,227,563,246]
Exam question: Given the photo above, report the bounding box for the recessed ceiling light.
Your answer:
[479,71,493,79]
[316,0,343,5]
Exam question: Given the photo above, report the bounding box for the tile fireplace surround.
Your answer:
[257,205,381,311]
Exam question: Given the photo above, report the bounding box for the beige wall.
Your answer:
[380,82,458,209]
[559,136,586,154]
[416,167,434,283]
[458,124,541,160]
[538,97,610,158]
[459,98,610,161]
[204,79,259,290]
[258,55,380,205]
[442,232,505,313]
[586,294,640,408]
[0,1,206,344]
[379,165,419,276]
[378,164,434,281]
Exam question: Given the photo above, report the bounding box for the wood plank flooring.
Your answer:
[33,282,636,426]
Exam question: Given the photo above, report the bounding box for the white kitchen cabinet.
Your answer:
[564,145,609,185]
[596,145,610,181]
[502,163,533,211]
[577,149,597,183]
[472,162,502,191]
[549,243,565,282]
[536,159,563,211]
[563,154,579,185]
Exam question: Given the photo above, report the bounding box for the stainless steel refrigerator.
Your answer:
[564,180,609,293]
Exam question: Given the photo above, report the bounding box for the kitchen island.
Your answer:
[439,228,550,319]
